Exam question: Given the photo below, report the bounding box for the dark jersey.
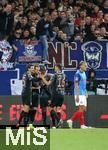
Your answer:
[32,74,41,93]
[22,73,33,95]
[51,72,66,95]
[41,74,52,98]
[22,73,39,95]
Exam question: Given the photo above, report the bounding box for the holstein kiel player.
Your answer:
[67,61,90,129]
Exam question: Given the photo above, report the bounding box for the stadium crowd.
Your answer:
[0,0,108,47]
[0,0,108,63]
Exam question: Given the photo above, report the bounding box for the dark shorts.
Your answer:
[32,92,39,107]
[22,91,39,107]
[22,94,32,106]
[51,94,64,107]
[40,95,50,108]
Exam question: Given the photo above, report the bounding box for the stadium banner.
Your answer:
[0,96,108,128]
[0,40,14,70]
[48,40,108,79]
[15,40,108,79]
[13,40,43,63]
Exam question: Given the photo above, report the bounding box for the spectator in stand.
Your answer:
[28,13,40,27]
[94,0,103,7]
[8,28,22,45]
[37,8,44,17]
[80,19,86,38]
[22,28,30,40]
[100,13,108,32]
[97,10,104,24]
[66,9,75,37]
[91,28,101,40]
[51,10,59,27]
[58,11,72,37]
[92,5,100,18]
[59,11,69,33]
[48,2,56,13]
[100,27,108,39]
[87,1,96,16]
[75,9,87,27]
[56,30,64,42]
[40,0,48,8]
[92,18,100,29]
[102,0,108,14]
[19,4,24,12]
[8,28,22,62]
[52,25,59,41]
[16,15,30,30]
[30,26,36,40]
[74,33,83,43]
[36,11,53,64]
[0,3,14,36]
[59,32,69,43]
[73,5,80,18]
[87,69,97,95]
[76,0,86,9]
[84,16,92,40]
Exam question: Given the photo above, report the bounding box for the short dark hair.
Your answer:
[27,64,34,71]
[39,64,47,71]
[88,69,96,79]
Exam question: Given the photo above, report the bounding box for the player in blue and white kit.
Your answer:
[67,61,89,129]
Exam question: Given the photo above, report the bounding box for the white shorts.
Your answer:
[75,95,87,107]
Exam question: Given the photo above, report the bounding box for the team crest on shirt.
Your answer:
[81,41,102,69]
[23,45,37,56]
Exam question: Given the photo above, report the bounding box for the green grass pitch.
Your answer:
[0,128,108,150]
[51,129,108,150]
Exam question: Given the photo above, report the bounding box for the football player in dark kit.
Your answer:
[17,64,35,127]
[40,64,66,128]
[29,64,41,128]
[39,64,52,126]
